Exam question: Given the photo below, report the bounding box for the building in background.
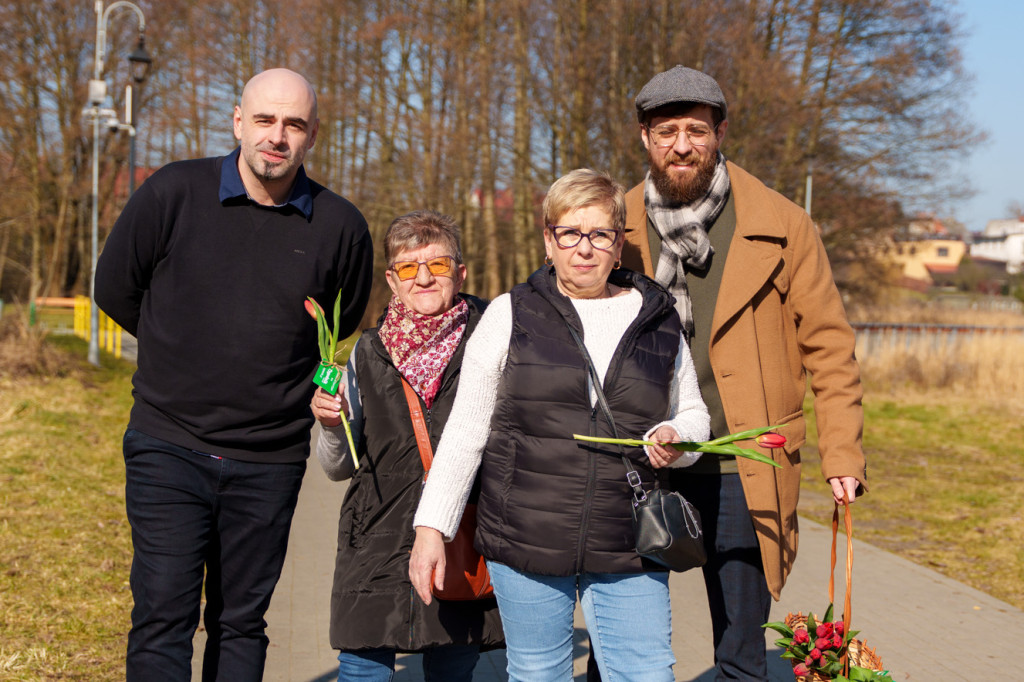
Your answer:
[970,218,1024,275]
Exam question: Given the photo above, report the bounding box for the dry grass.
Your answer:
[848,301,1024,327]
[856,333,1024,400]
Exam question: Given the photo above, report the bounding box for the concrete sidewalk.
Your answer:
[195,435,1024,681]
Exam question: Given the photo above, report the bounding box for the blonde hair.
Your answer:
[542,169,626,232]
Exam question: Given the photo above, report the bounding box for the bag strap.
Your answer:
[563,323,647,506]
[401,377,433,476]
[828,494,854,673]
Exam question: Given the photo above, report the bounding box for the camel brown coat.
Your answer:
[621,161,867,599]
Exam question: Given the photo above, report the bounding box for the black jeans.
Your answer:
[672,472,772,681]
[122,429,305,682]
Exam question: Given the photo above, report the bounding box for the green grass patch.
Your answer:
[1,335,135,681]
[798,390,1024,609]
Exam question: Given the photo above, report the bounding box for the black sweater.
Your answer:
[96,153,373,463]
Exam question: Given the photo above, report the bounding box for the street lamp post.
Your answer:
[126,38,152,196]
[84,1,150,366]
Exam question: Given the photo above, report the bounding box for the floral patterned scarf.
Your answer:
[377,294,469,408]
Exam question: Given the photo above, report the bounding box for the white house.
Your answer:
[970,218,1024,274]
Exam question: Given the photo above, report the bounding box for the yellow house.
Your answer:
[882,217,967,291]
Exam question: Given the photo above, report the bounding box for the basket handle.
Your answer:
[828,493,853,673]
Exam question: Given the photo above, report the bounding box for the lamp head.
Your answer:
[127,35,152,84]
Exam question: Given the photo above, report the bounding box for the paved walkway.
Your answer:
[194,428,1024,681]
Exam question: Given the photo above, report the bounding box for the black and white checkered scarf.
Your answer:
[643,152,731,337]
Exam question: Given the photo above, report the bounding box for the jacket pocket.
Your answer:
[775,409,805,455]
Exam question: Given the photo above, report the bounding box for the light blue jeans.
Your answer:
[336,645,480,682]
[487,561,674,682]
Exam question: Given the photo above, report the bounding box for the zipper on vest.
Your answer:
[575,407,600,572]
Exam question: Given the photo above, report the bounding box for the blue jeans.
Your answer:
[488,561,674,682]
[671,472,772,681]
[122,429,305,682]
[336,645,480,681]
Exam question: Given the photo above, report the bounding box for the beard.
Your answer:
[649,149,718,206]
[241,143,296,183]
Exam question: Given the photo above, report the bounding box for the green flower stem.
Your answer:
[340,409,359,469]
[573,433,782,468]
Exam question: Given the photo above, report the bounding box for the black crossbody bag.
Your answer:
[565,322,707,572]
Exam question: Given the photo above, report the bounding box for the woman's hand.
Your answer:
[409,526,446,605]
[828,476,860,506]
[311,387,348,428]
[647,425,685,468]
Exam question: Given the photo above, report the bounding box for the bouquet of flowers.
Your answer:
[573,425,787,468]
[306,291,359,468]
[764,604,890,681]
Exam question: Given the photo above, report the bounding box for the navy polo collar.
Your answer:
[218,147,313,218]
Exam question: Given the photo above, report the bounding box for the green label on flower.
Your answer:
[313,362,342,395]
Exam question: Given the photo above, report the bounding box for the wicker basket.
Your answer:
[785,499,886,681]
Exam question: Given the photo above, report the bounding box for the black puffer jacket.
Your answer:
[329,295,504,652]
[475,267,681,576]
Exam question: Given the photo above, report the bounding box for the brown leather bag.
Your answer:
[402,379,493,600]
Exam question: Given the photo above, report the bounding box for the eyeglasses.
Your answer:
[547,226,621,251]
[646,123,717,148]
[389,256,455,281]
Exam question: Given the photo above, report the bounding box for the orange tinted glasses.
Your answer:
[390,256,455,281]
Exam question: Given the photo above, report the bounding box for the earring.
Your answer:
[544,256,553,266]
[613,259,622,270]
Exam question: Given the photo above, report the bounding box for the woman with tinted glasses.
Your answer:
[311,211,503,681]
[409,169,710,681]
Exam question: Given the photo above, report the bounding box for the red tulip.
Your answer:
[793,629,810,644]
[816,622,833,638]
[793,663,811,676]
[809,648,822,661]
[756,432,787,448]
[815,637,830,651]
[834,621,844,636]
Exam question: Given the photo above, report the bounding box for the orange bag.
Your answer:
[402,379,493,600]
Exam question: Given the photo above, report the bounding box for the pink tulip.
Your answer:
[304,298,323,320]
[756,432,787,448]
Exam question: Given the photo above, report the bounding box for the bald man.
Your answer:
[97,68,373,681]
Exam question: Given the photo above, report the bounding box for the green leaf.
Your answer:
[823,603,835,623]
[762,622,794,637]
[308,297,329,361]
[572,434,782,468]
[701,424,784,446]
[330,289,342,361]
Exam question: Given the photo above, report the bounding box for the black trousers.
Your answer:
[122,429,305,682]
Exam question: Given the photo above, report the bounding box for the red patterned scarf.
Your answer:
[378,295,469,408]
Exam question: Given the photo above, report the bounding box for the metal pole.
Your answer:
[127,84,137,196]
[88,2,103,366]
[804,161,813,218]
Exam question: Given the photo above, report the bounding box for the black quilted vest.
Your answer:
[475,267,682,575]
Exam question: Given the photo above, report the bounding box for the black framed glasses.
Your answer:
[547,226,621,251]
[645,123,717,148]
[389,256,455,281]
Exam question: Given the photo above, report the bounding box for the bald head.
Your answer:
[240,68,318,121]
[233,68,320,205]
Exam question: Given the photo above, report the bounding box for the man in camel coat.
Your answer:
[620,66,867,681]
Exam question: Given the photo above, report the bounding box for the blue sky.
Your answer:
[957,0,1023,234]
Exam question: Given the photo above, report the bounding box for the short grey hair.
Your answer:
[384,210,463,265]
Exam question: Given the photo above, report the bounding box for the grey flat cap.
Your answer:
[635,66,727,122]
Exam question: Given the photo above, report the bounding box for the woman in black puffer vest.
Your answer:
[311,211,503,681]
[409,171,710,681]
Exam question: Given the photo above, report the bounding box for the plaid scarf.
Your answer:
[644,152,731,337]
[377,295,469,408]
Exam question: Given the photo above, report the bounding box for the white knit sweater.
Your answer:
[412,289,710,540]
